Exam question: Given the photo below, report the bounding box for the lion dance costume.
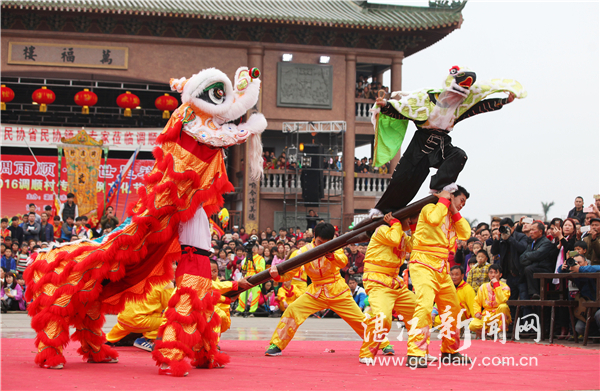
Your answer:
[24,66,267,376]
[370,66,526,215]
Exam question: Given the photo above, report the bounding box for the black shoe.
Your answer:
[531,294,540,300]
[265,344,282,356]
[441,352,472,365]
[405,355,427,368]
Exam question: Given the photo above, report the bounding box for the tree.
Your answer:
[465,217,478,228]
[541,201,555,222]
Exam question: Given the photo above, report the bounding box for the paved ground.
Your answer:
[2,313,597,349]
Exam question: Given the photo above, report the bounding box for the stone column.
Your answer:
[388,53,404,173]
[343,53,356,230]
[243,45,264,233]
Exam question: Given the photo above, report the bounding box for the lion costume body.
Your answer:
[24,66,267,376]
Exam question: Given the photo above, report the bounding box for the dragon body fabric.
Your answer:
[24,67,267,375]
[371,66,526,215]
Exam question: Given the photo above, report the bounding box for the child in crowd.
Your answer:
[53,216,62,241]
[276,280,300,312]
[574,241,588,258]
[1,218,10,239]
[215,249,228,280]
[1,248,16,271]
[16,274,26,297]
[259,280,277,314]
[468,264,511,337]
[61,216,74,242]
[11,243,19,257]
[72,217,86,239]
[467,250,491,293]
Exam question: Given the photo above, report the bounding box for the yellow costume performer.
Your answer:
[106,282,174,343]
[265,223,389,356]
[235,253,265,313]
[276,281,301,311]
[434,280,476,327]
[359,216,417,360]
[286,248,308,294]
[469,278,511,335]
[212,279,239,336]
[406,193,471,364]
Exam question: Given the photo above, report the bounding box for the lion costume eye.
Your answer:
[197,82,225,105]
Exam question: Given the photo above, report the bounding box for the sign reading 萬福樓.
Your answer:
[8,42,128,70]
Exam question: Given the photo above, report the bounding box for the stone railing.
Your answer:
[353,172,391,196]
[355,98,375,122]
[260,169,390,196]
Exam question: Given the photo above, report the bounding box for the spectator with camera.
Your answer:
[551,218,578,274]
[583,218,600,265]
[520,222,557,299]
[341,243,364,283]
[491,218,529,301]
[101,206,120,231]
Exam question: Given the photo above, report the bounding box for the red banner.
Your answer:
[0,154,154,221]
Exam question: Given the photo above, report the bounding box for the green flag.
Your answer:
[373,113,408,167]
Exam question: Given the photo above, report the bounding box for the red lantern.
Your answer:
[116,91,140,117]
[155,93,178,119]
[32,86,55,112]
[74,88,98,115]
[1,85,15,111]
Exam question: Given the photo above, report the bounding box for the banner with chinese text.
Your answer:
[1,124,161,152]
[0,154,154,221]
[63,145,102,217]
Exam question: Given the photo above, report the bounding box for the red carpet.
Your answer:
[1,339,598,390]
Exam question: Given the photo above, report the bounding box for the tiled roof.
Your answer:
[1,0,465,30]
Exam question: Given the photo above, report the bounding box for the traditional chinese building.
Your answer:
[0,0,465,231]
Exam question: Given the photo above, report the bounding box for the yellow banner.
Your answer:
[63,145,101,216]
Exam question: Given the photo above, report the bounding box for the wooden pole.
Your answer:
[224,195,437,297]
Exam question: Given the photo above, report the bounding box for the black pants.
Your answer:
[375,129,468,213]
[1,298,20,312]
[525,263,554,296]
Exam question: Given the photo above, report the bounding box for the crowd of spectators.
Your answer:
[0,197,122,312]
[2,194,600,340]
[355,75,389,99]
[354,156,390,175]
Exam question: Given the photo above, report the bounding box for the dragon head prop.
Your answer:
[169,67,267,181]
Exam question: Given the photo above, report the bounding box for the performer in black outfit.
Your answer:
[370,66,522,216]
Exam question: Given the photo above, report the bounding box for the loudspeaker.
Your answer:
[301,144,324,205]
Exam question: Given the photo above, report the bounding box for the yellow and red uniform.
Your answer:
[469,280,511,334]
[235,254,265,313]
[276,284,301,311]
[407,197,471,357]
[286,248,308,294]
[212,279,239,335]
[359,218,417,359]
[434,280,476,327]
[106,282,174,343]
[270,242,387,351]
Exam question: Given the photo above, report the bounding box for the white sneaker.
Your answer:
[359,357,374,364]
[368,208,383,218]
[442,183,458,193]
